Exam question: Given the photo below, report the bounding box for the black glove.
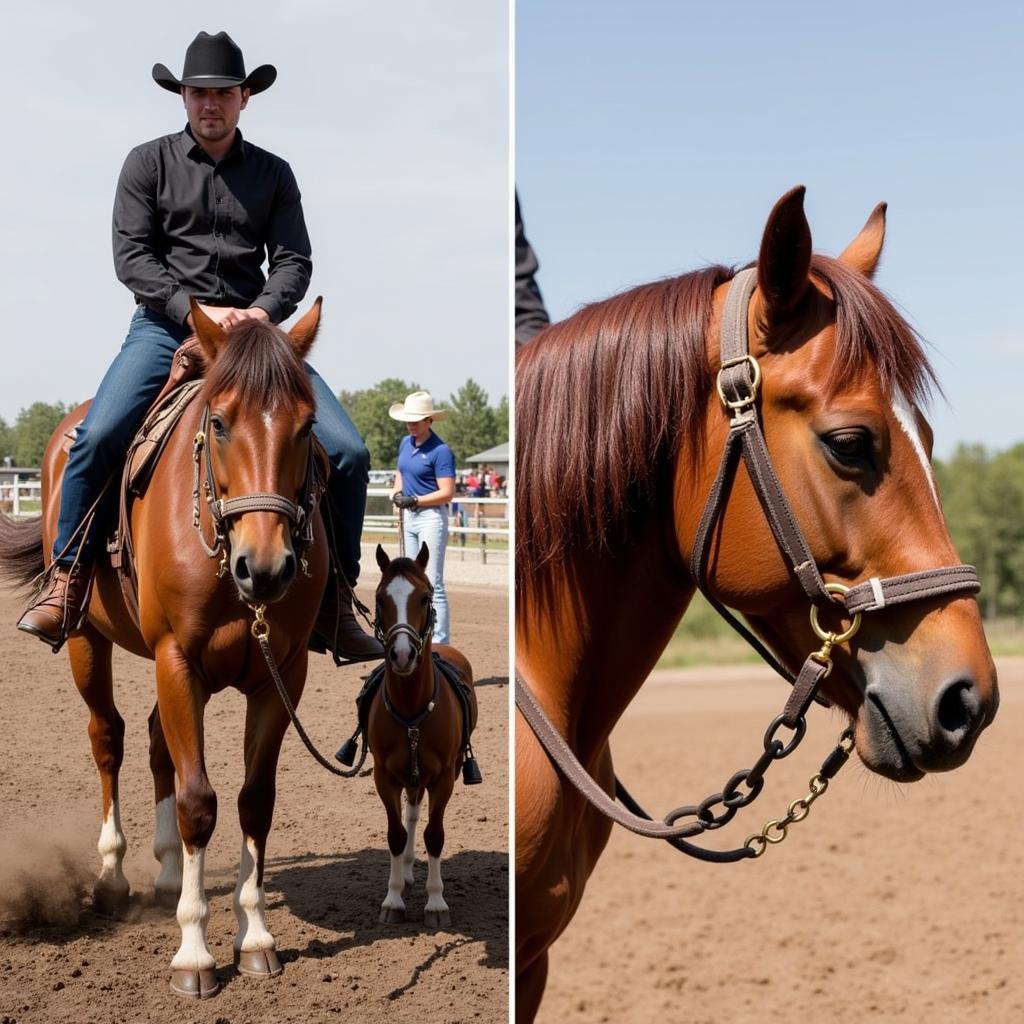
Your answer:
[392,491,418,510]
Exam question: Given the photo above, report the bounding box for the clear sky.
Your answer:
[0,0,509,427]
[517,0,1023,458]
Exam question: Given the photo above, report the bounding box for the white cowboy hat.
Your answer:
[388,391,449,422]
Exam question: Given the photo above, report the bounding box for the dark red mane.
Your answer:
[515,255,936,607]
[200,320,314,410]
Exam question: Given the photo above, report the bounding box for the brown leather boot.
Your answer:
[17,565,92,651]
[310,577,383,664]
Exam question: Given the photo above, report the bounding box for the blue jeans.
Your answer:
[402,506,450,643]
[55,306,370,583]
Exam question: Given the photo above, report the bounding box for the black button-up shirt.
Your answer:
[112,126,312,325]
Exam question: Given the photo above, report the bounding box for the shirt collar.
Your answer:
[181,124,247,164]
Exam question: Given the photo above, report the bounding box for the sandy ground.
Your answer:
[0,552,509,1024]
[536,661,1024,1024]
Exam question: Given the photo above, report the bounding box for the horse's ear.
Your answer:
[757,186,813,328]
[375,543,390,572]
[289,297,322,359]
[416,541,429,569]
[838,202,887,280]
[188,297,224,361]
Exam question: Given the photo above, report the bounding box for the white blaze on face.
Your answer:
[386,574,417,669]
[262,411,274,431]
[891,389,940,509]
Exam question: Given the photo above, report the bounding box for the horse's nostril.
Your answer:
[281,553,296,585]
[235,556,250,582]
[936,678,981,737]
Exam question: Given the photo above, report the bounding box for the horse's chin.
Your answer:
[853,700,926,783]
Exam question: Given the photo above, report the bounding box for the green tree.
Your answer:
[340,378,421,470]
[0,417,12,464]
[495,395,509,444]
[12,401,71,467]
[444,379,500,465]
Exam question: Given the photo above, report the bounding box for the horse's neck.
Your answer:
[384,651,435,719]
[518,531,694,768]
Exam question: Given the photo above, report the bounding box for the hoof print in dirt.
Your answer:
[169,967,220,999]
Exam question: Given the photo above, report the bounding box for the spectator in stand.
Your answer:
[388,391,455,643]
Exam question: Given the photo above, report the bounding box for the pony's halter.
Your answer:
[191,405,322,572]
[374,585,436,661]
[692,267,980,705]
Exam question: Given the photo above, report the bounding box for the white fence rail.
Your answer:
[2,480,509,561]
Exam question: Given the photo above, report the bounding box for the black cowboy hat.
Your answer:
[152,31,276,95]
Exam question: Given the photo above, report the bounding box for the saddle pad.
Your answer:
[125,378,203,497]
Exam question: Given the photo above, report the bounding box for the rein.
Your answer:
[515,267,981,862]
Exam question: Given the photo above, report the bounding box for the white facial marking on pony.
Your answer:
[262,411,274,430]
[386,574,417,671]
[891,389,940,509]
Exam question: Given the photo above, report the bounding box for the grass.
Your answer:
[656,592,1024,668]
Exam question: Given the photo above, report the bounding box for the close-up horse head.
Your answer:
[676,187,998,781]
[375,541,434,675]
[190,298,327,606]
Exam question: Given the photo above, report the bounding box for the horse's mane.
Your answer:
[515,255,936,603]
[200,320,314,410]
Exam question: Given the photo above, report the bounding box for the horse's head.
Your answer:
[191,299,326,606]
[374,542,434,675]
[689,187,997,781]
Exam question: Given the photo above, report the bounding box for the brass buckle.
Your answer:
[716,354,762,411]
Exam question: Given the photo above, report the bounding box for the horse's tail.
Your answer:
[0,514,44,591]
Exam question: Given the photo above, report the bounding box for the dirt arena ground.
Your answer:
[537,661,1024,1024]
[0,552,509,1024]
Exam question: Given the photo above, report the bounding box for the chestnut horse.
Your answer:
[369,542,477,929]
[0,300,330,998]
[514,187,999,1021]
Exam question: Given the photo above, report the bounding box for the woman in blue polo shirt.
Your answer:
[389,391,457,643]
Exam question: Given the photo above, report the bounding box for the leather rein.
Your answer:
[515,267,981,862]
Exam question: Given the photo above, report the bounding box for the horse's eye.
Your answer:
[822,429,872,468]
[299,418,315,439]
[420,594,430,606]
[210,415,227,438]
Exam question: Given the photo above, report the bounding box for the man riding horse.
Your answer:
[16,31,382,662]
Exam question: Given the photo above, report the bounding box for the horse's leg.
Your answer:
[402,787,424,890]
[67,625,129,916]
[423,770,455,930]
[232,680,296,979]
[148,703,182,905]
[374,763,408,923]
[517,951,549,1024]
[155,641,219,1000]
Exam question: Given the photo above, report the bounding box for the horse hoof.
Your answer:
[236,948,283,978]
[92,884,130,918]
[153,887,179,909]
[424,908,451,931]
[379,906,406,924]
[169,967,220,999]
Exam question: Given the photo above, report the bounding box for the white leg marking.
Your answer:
[153,795,182,896]
[385,575,417,670]
[234,836,275,953]
[382,850,407,913]
[891,389,940,509]
[171,847,215,971]
[97,799,128,894]
[402,797,421,887]
[424,853,448,914]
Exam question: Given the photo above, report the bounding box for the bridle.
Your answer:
[191,404,322,575]
[515,267,981,862]
[374,576,437,664]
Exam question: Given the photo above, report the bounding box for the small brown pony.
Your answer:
[514,188,999,1022]
[0,300,330,998]
[369,542,476,928]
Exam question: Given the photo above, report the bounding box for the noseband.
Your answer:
[515,268,981,862]
[191,405,322,573]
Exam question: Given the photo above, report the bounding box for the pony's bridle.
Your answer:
[191,405,322,574]
[515,267,981,862]
[374,584,436,664]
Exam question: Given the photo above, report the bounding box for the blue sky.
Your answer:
[0,0,508,430]
[517,0,1023,457]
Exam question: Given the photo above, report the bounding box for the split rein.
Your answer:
[515,268,982,864]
